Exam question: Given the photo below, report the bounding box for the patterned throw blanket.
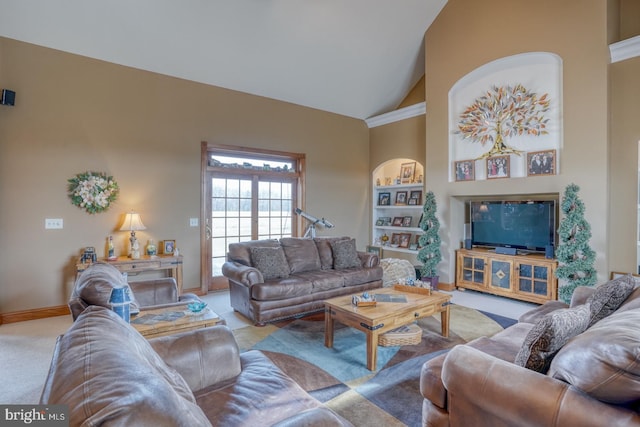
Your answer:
[379,258,416,287]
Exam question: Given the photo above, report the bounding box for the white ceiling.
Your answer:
[0,0,447,120]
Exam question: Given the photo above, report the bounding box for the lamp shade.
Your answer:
[119,212,146,232]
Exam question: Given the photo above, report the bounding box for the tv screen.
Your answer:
[470,200,556,253]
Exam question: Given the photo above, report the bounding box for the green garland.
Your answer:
[68,171,119,214]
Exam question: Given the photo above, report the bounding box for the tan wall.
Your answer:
[424,0,611,283]
[609,56,640,273]
[0,37,370,313]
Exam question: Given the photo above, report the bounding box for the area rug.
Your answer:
[232,304,516,427]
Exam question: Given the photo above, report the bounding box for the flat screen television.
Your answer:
[470,200,556,253]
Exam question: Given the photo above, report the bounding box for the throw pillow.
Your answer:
[314,237,350,270]
[586,274,635,327]
[549,308,640,405]
[514,303,591,373]
[279,237,321,273]
[330,238,361,270]
[250,246,290,280]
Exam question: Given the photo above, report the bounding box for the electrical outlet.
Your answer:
[45,218,63,229]
[189,218,199,227]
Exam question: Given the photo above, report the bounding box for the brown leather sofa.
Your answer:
[222,237,383,325]
[420,275,640,427]
[41,305,352,426]
[69,261,202,320]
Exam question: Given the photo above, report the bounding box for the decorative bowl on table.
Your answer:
[187,301,208,313]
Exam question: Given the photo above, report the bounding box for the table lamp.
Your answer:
[120,211,146,259]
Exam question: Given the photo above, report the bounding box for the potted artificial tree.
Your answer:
[418,191,442,288]
[555,183,597,303]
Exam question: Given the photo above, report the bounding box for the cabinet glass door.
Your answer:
[462,255,485,284]
[490,260,512,290]
[518,263,549,296]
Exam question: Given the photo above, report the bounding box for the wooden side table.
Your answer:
[76,255,184,294]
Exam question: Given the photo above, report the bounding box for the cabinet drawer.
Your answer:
[393,305,436,325]
[118,261,161,271]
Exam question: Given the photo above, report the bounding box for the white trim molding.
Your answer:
[365,102,426,128]
[610,35,640,63]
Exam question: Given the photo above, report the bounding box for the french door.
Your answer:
[201,143,304,292]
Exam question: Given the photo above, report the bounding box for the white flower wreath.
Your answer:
[68,171,119,214]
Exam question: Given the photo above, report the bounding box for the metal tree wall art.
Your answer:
[455,84,550,159]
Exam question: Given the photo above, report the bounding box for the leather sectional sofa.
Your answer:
[222,237,383,325]
[420,275,640,427]
[41,306,352,426]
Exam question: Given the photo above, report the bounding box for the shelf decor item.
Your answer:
[454,84,551,159]
[68,171,119,214]
[417,191,442,288]
[400,162,416,184]
[555,183,597,303]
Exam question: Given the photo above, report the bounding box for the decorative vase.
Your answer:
[146,239,157,256]
[425,276,439,290]
[109,287,131,323]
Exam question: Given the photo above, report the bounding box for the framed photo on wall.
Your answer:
[454,160,475,182]
[486,155,510,179]
[400,162,416,184]
[527,149,556,176]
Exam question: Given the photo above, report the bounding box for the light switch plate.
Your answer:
[189,218,199,227]
[45,218,63,229]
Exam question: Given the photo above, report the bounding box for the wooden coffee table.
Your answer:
[324,288,451,370]
[130,305,224,339]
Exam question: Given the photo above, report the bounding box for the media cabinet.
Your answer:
[455,248,558,304]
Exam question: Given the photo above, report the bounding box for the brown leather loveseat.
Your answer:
[41,305,352,426]
[222,237,383,325]
[420,275,640,427]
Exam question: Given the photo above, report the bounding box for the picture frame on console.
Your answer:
[486,155,510,179]
[163,240,175,255]
[454,160,475,182]
[527,149,556,176]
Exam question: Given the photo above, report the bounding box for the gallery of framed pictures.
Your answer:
[448,52,562,182]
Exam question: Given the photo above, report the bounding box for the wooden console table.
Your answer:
[76,255,184,294]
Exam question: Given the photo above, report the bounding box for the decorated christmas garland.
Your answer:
[68,171,119,214]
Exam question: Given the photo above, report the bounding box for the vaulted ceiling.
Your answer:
[0,0,447,120]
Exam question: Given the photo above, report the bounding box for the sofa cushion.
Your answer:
[41,306,211,426]
[280,237,322,273]
[72,261,140,315]
[314,236,350,270]
[514,304,591,373]
[250,246,290,280]
[586,274,635,326]
[251,276,313,301]
[228,239,280,266]
[294,270,345,292]
[549,308,640,405]
[330,238,361,269]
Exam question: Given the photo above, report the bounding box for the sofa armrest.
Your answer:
[357,251,379,268]
[222,261,264,286]
[149,325,242,393]
[442,345,640,427]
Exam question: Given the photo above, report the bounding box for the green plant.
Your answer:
[417,191,442,277]
[555,183,597,303]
